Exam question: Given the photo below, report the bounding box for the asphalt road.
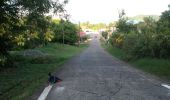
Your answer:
[46,37,170,100]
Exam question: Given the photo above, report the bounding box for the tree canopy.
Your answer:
[109,5,170,59]
[0,0,68,68]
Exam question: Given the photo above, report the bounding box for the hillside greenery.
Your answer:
[128,15,160,21]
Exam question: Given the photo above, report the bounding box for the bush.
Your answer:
[101,31,108,39]
[122,33,138,59]
[52,21,78,45]
[109,32,124,48]
[150,34,170,58]
[0,55,15,69]
[108,5,170,60]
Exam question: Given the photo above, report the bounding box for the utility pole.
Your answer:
[62,19,65,46]
[78,21,80,47]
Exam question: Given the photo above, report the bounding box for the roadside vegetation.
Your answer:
[80,21,115,31]
[0,0,87,69]
[0,0,90,99]
[0,43,88,100]
[101,5,170,81]
[80,22,107,31]
[101,42,170,80]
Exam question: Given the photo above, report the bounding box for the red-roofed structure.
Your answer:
[79,31,86,37]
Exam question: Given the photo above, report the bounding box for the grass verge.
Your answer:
[0,43,88,100]
[101,41,170,81]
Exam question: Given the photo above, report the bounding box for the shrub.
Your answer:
[109,32,124,48]
[101,31,108,39]
[122,32,138,59]
[52,21,78,45]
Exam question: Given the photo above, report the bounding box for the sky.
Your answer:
[62,0,170,24]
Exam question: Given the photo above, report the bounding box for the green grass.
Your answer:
[101,42,126,60]
[0,43,88,100]
[101,41,170,81]
[130,58,170,80]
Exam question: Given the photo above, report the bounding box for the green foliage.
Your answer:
[24,15,54,47]
[44,29,54,42]
[0,0,20,67]
[101,42,126,60]
[0,0,68,68]
[109,5,170,59]
[101,31,108,39]
[52,20,78,44]
[116,18,128,33]
[80,22,107,30]
[122,32,138,59]
[157,5,170,35]
[0,43,88,99]
[116,9,136,34]
[14,35,26,46]
[116,18,137,34]
[109,32,124,48]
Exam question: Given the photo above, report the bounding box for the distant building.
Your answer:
[79,31,86,37]
[126,20,143,25]
[83,29,92,34]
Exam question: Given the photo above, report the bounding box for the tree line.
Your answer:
[0,0,79,68]
[104,5,170,60]
[80,22,110,31]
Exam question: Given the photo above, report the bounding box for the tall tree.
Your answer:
[0,0,68,68]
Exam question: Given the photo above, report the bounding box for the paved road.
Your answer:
[46,37,170,100]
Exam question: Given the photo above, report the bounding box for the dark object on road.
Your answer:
[48,72,62,84]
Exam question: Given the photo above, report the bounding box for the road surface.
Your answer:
[45,37,170,100]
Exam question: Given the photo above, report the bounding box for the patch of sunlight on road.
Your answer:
[55,87,65,93]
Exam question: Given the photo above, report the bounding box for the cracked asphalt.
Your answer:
[46,37,170,100]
